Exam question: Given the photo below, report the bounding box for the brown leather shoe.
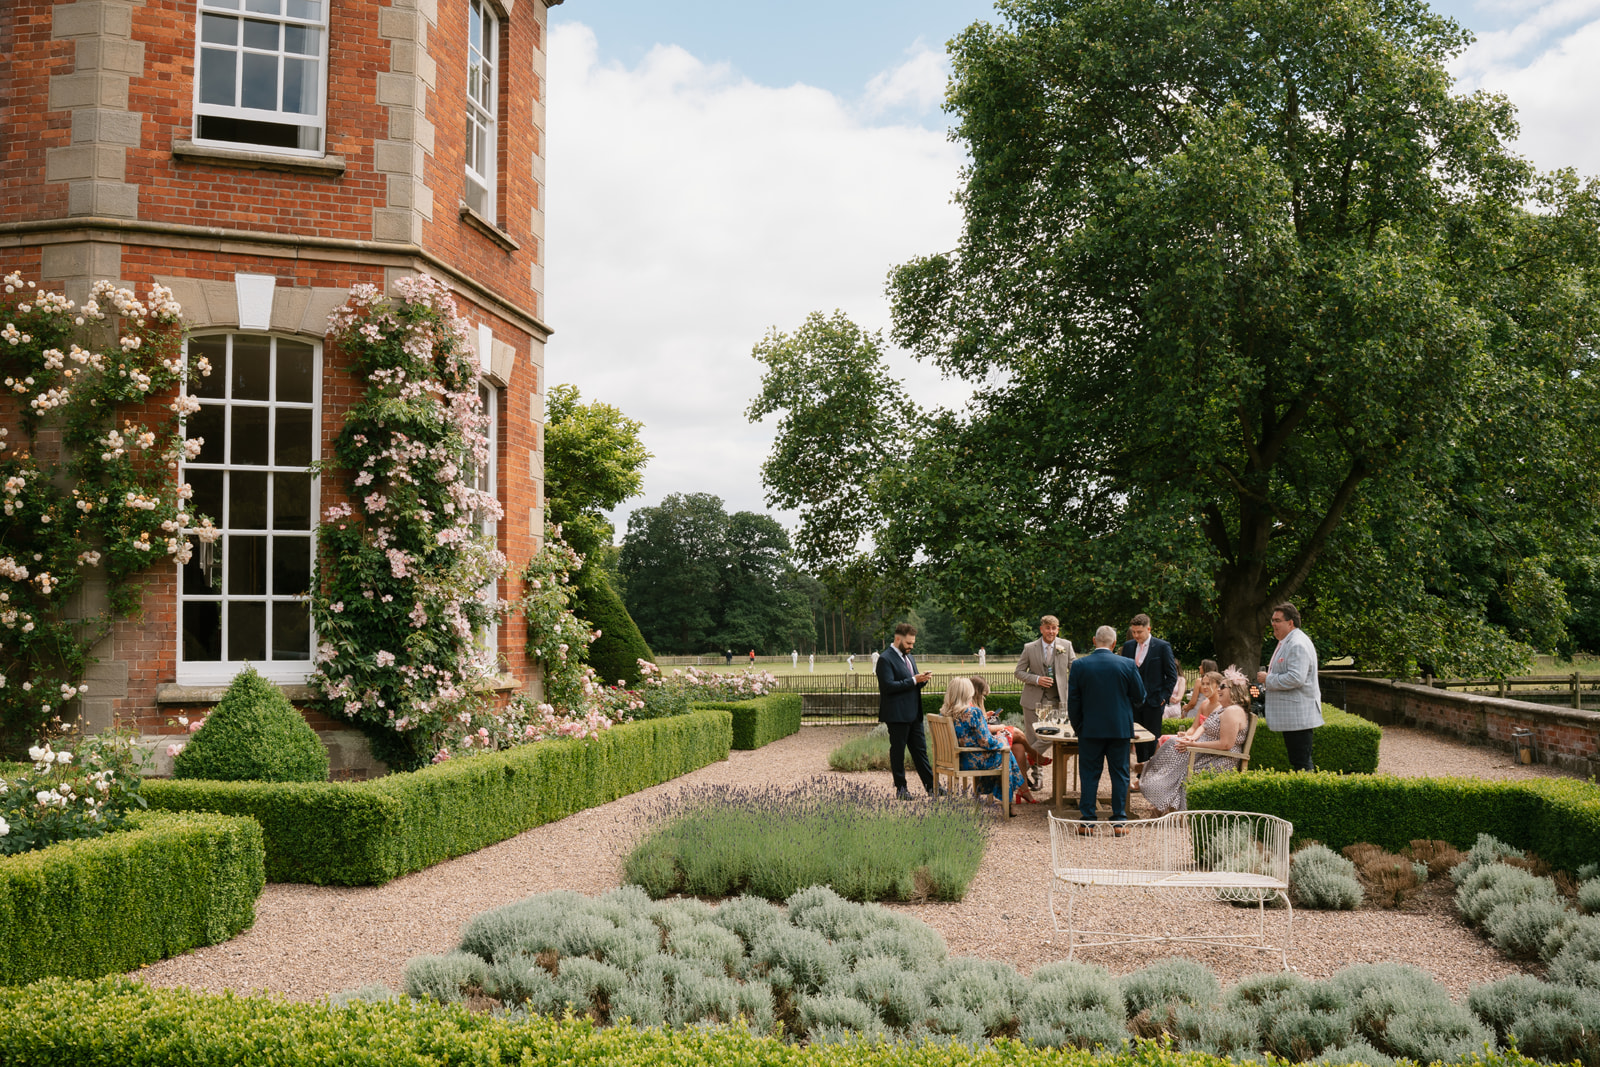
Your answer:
[1112,823,1131,838]
[1075,824,1096,837]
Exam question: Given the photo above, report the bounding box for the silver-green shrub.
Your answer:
[1290,845,1364,910]
[1550,916,1600,988]
[1120,959,1222,1019]
[1451,833,1526,886]
[1579,878,1600,914]
[1171,1001,1260,1056]
[1311,1038,1397,1067]
[402,951,489,1004]
[927,958,1027,1037]
[1485,899,1577,959]
[1457,863,1558,924]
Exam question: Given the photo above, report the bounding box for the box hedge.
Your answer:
[0,811,264,985]
[694,694,802,749]
[1188,771,1600,871]
[1162,705,1380,773]
[0,977,1555,1067]
[143,709,733,886]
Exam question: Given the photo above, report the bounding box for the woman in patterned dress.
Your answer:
[1137,670,1250,815]
[940,677,1037,804]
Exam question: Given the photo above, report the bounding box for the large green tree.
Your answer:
[543,384,651,567]
[758,0,1600,671]
[618,493,815,655]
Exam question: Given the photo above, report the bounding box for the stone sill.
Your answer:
[172,140,347,177]
[459,203,520,251]
[157,674,518,706]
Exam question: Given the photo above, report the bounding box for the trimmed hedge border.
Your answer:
[693,694,803,749]
[0,811,264,985]
[1188,771,1600,871]
[143,709,733,886]
[1163,705,1380,774]
[0,978,1552,1067]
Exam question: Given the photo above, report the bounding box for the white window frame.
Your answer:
[177,334,322,685]
[192,0,330,157]
[464,0,499,219]
[476,380,501,670]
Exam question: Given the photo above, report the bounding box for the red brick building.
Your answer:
[0,0,557,773]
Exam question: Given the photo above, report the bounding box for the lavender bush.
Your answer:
[622,777,989,903]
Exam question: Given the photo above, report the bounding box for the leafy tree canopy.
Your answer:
[618,493,815,655]
[544,384,651,566]
[756,0,1600,673]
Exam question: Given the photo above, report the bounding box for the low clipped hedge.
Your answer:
[0,977,1555,1067]
[143,709,733,886]
[694,694,802,749]
[1162,704,1380,773]
[0,811,264,985]
[1188,771,1600,871]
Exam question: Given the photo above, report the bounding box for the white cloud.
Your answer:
[1453,2,1600,176]
[861,44,950,116]
[544,24,970,530]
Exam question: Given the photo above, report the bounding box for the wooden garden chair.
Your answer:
[926,713,1014,817]
[1186,711,1259,773]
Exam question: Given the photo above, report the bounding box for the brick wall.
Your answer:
[1,0,556,773]
[1339,676,1600,778]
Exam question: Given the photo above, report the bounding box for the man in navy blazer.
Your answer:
[877,621,934,799]
[1068,625,1147,826]
[1120,612,1178,765]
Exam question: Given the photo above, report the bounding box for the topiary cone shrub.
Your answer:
[173,667,330,783]
[574,568,654,688]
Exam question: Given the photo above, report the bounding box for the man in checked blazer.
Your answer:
[1014,614,1076,769]
[1256,601,1323,770]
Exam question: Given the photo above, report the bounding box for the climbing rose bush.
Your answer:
[0,273,207,750]
[309,276,505,770]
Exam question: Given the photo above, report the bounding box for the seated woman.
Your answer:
[1136,668,1250,816]
[971,676,1047,780]
[940,677,1037,805]
[1156,658,1219,749]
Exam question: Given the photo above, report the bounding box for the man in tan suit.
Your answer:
[1015,615,1076,780]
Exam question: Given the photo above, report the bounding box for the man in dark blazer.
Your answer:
[1067,624,1147,827]
[1120,612,1178,765]
[877,621,934,799]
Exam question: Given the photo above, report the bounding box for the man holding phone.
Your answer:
[877,622,935,799]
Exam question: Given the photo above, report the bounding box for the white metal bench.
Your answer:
[1047,809,1294,967]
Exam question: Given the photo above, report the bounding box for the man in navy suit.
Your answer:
[1068,625,1147,827]
[876,621,934,799]
[1120,612,1177,766]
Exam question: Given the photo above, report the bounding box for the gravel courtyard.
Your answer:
[136,722,1574,1001]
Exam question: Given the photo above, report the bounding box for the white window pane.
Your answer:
[286,0,320,18]
[183,602,223,660]
[283,57,317,114]
[246,0,281,13]
[201,13,238,43]
[283,24,317,55]
[240,51,279,110]
[229,602,267,661]
[273,602,311,659]
[199,48,237,106]
[242,18,278,49]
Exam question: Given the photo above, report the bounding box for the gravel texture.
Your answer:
[137,722,1570,1001]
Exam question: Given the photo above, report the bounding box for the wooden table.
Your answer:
[1037,723,1157,811]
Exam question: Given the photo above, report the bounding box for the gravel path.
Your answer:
[137,722,1571,1001]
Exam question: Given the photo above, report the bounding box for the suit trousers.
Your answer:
[1077,737,1131,822]
[886,719,934,794]
[1133,704,1164,762]
[1281,728,1315,772]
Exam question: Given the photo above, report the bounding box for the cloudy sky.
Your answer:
[542,0,1600,538]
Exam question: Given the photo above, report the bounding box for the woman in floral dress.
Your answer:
[940,677,1037,804]
[1137,669,1250,815]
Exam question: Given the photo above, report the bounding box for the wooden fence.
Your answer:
[1422,673,1600,710]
